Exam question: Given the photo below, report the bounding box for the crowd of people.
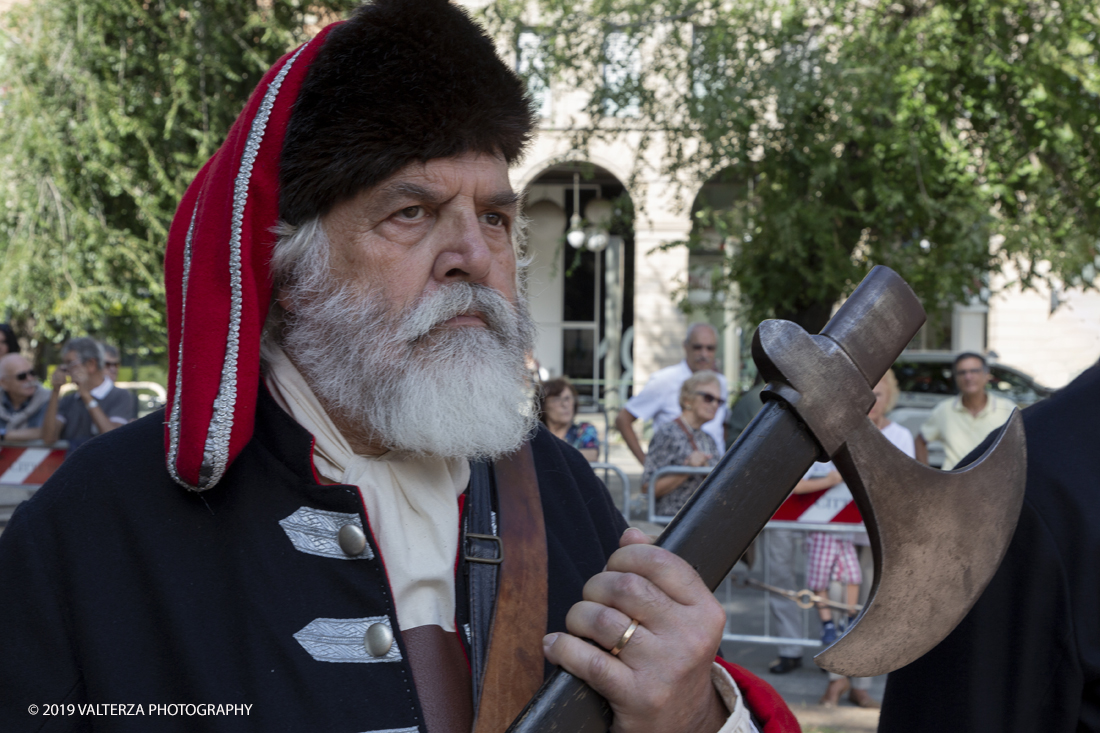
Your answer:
[0,330,137,452]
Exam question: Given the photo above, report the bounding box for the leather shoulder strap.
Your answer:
[466,460,498,706]
[473,441,548,733]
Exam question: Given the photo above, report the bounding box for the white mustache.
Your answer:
[395,283,523,346]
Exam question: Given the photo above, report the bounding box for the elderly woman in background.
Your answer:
[642,370,723,517]
[538,377,599,461]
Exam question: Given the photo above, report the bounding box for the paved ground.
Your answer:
[603,435,885,732]
[789,704,881,733]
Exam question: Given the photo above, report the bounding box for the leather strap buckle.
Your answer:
[465,533,503,565]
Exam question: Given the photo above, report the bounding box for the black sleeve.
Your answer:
[0,499,90,732]
[531,424,628,648]
[878,495,1082,733]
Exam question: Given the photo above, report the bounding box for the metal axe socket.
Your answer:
[505,266,1027,732]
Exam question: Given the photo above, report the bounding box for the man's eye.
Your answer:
[481,212,505,226]
[396,206,424,220]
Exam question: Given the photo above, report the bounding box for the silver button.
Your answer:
[364,622,394,657]
[337,524,367,557]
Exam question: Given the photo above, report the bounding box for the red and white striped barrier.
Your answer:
[771,483,864,525]
[0,445,67,487]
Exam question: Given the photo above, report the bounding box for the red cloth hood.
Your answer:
[163,24,339,490]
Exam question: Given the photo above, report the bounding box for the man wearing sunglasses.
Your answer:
[0,353,50,442]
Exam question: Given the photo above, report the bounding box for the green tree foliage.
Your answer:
[0,0,357,359]
[487,0,1100,331]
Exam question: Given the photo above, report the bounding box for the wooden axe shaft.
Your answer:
[506,402,820,733]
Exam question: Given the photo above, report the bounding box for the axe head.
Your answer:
[815,411,1027,677]
[754,267,1028,678]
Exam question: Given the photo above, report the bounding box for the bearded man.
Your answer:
[0,2,796,732]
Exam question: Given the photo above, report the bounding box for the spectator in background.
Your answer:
[539,377,599,461]
[616,323,728,465]
[101,343,121,382]
[41,337,135,452]
[792,463,859,652]
[0,353,50,442]
[0,324,18,357]
[642,370,722,517]
[870,369,914,460]
[100,342,140,420]
[917,352,1014,469]
[765,523,805,675]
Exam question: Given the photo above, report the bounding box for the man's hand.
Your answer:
[543,529,728,733]
[50,367,68,390]
[69,362,91,393]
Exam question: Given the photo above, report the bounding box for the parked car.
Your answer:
[888,352,1053,467]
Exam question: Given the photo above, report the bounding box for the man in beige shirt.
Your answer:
[917,352,1016,469]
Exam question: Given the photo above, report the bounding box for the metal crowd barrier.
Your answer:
[720,522,868,648]
[589,462,632,521]
[643,465,713,525]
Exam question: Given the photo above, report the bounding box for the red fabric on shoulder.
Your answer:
[715,657,801,733]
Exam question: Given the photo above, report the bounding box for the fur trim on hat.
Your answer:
[279,0,536,225]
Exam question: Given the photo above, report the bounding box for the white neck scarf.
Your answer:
[264,345,470,631]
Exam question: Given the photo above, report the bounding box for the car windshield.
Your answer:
[894,362,956,396]
[990,367,1048,403]
[895,360,1050,404]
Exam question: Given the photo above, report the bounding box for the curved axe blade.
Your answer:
[815,411,1027,677]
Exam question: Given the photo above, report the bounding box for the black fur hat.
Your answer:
[279,0,537,225]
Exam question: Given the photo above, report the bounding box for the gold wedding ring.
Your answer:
[610,619,640,657]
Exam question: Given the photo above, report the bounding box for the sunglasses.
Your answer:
[104,361,120,368]
[11,371,32,381]
[694,392,722,405]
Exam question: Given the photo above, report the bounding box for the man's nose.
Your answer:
[431,211,494,284]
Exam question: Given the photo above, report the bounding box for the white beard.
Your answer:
[280,278,539,461]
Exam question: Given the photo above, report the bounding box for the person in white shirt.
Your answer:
[616,323,728,465]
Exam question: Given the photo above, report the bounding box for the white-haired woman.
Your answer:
[641,370,722,517]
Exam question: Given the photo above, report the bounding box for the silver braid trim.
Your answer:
[167,204,199,490]
[199,42,310,490]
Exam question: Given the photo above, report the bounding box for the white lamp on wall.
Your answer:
[567,172,587,248]
[584,197,613,252]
